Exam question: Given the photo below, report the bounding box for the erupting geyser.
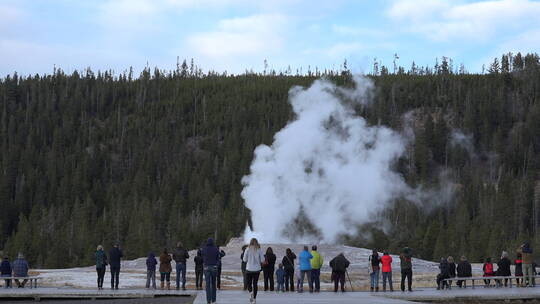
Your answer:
[241,76,418,244]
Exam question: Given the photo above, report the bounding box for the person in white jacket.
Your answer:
[243,238,265,304]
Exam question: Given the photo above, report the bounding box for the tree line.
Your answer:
[1,53,539,268]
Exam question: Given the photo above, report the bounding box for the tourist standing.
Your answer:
[456,256,472,288]
[369,249,380,292]
[515,252,523,287]
[240,245,248,291]
[496,251,511,287]
[216,247,226,290]
[146,252,157,289]
[381,251,393,292]
[276,263,285,292]
[519,242,534,287]
[399,247,413,292]
[194,249,204,290]
[109,244,123,290]
[95,245,108,290]
[159,248,173,290]
[329,253,350,292]
[243,238,265,304]
[262,247,276,291]
[310,245,323,293]
[12,253,29,288]
[298,246,313,293]
[1,255,11,288]
[202,238,220,304]
[282,248,296,292]
[173,242,189,290]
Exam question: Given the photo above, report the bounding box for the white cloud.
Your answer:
[387,0,540,42]
[187,14,289,58]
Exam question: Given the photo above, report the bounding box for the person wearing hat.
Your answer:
[12,253,29,288]
[1,255,12,288]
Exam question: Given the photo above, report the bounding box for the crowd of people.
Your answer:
[2,239,539,304]
[435,243,538,290]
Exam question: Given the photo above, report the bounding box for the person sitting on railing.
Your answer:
[483,258,495,287]
[1,255,12,288]
[12,253,29,288]
[436,258,450,290]
[456,256,472,288]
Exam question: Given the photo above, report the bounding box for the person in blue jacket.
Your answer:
[1,255,12,288]
[146,252,158,289]
[202,238,220,304]
[298,246,313,293]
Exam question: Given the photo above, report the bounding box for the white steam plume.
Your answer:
[241,76,425,243]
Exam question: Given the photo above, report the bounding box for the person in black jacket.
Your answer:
[456,256,472,288]
[173,242,189,290]
[447,256,456,289]
[108,244,123,290]
[281,248,296,292]
[240,245,248,291]
[263,247,277,291]
[436,258,450,290]
[194,249,204,290]
[496,251,511,287]
[216,247,226,290]
[329,253,350,292]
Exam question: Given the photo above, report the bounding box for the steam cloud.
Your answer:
[241,76,442,243]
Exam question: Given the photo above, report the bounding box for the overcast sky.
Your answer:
[1,0,539,76]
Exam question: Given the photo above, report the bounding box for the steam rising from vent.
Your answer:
[241,76,445,243]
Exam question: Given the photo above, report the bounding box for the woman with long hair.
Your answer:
[243,238,265,304]
[263,247,276,291]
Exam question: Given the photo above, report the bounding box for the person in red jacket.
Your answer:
[483,257,495,287]
[380,251,393,292]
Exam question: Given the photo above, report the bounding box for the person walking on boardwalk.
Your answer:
[400,247,413,292]
[456,256,472,288]
[95,245,108,290]
[282,248,296,292]
[194,249,204,290]
[262,247,276,291]
[1,255,12,288]
[518,242,534,287]
[369,249,380,292]
[108,244,123,290]
[240,245,248,291]
[12,253,29,288]
[146,252,157,289]
[202,238,220,304]
[380,251,393,292]
[216,247,226,290]
[159,248,173,290]
[298,246,313,293]
[243,238,265,304]
[310,245,323,292]
[329,253,350,292]
[173,242,189,290]
[515,252,524,287]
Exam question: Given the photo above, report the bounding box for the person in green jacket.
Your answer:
[310,245,323,292]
